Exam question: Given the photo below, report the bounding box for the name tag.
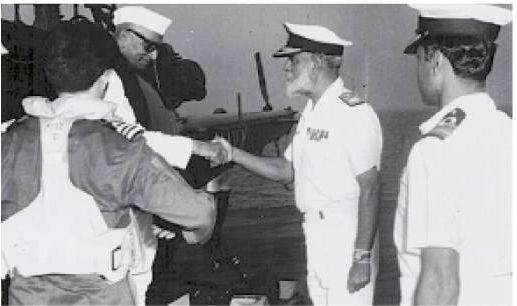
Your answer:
[306,127,329,141]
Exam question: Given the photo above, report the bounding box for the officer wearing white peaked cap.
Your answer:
[394,4,512,305]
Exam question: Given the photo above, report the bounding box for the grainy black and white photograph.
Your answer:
[0,3,512,306]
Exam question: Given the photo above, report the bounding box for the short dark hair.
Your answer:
[420,34,497,81]
[43,20,118,93]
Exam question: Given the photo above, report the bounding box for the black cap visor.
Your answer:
[273,31,344,58]
[273,46,303,58]
[404,16,501,55]
[404,33,425,54]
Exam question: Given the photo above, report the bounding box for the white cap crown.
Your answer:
[285,22,352,47]
[409,4,512,26]
[273,22,352,57]
[113,6,172,36]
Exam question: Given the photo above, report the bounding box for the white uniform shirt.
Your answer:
[395,93,512,304]
[284,78,382,214]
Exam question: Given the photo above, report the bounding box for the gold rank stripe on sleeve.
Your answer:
[339,92,365,106]
[106,120,145,142]
[424,108,466,140]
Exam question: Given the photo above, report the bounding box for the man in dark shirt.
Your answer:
[111,6,227,188]
[109,6,232,304]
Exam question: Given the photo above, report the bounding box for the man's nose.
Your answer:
[147,50,158,60]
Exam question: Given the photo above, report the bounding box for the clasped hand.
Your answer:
[153,137,234,240]
[193,137,233,167]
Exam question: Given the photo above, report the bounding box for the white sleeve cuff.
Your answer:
[143,131,193,169]
[283,141,293,162]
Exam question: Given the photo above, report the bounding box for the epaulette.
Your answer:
[106,120,144,142]
[1,116,30,133]
[339,92,365,107]
[424,108,466,140]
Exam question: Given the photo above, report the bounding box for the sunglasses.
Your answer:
[126,29,160,53]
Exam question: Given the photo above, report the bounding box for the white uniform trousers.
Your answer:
[302,209,375,305]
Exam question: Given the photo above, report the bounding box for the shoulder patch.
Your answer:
[1,119,16,133]
[425,108,466,140]
[339,92,365,107]
[1,116,31,133]
[105,120,144,142]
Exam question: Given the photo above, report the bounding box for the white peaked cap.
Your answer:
[409,4,512,26]
[273,22,352,57]
[404,4,512,54]
[285,22,353,47]
[113,6,172,36]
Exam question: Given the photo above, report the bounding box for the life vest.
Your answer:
[1,116,143,283]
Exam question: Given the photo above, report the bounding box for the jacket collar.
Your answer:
[307,77,347,113]
[22,96,117,120]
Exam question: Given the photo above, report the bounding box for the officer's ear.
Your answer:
[310,53,324,70]
[430,49,444,74]
[434,49,456,79]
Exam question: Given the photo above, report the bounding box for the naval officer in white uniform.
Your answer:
[394,4,512,305]
[216,22,382,305]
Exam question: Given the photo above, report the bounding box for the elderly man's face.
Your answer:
[284,52,315,98]
[117,25,162,71]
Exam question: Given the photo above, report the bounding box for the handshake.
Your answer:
[192,137,233,167]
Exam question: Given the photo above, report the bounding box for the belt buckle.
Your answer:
[111,245,122,271]
[301,210,325,222]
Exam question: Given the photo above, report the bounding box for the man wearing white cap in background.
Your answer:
[110,6,232,305]
[112,6,177,133]
[111,6,230,204]
[216,23,382,305]
[394,4,512,305]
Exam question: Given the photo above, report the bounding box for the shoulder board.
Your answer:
[339,92,365,107]
[424,108,466,140]
[1,116,31,133]
[105,120,144,142]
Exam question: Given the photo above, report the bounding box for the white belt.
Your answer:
[302,205,354,224]
[2,227,135,283]
[2,214,142,283]
[302,210,326,222]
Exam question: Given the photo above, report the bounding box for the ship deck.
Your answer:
[148,201,400,305]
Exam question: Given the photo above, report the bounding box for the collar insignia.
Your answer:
[425,108,466,140]
[339,92,365,106]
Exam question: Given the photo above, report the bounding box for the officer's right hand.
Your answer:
[192,140,230,167]
[212,137,233,162]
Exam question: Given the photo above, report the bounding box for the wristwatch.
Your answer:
[353,249,371,263]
